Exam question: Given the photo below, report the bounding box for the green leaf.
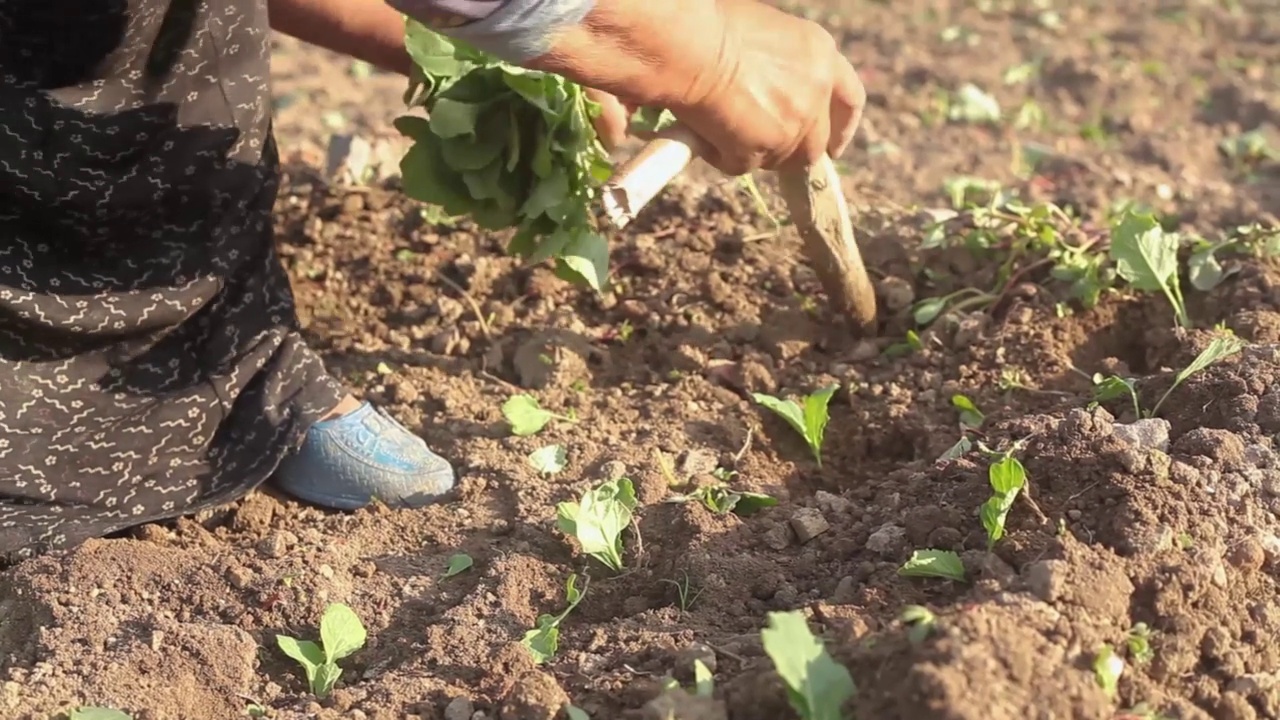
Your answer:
[760,611,856,720]
[69,709,133,720]
[320,603,367,663]
[522,616,561,664]
[988,455,1026,495]
[752,385,839,466]
[502,394,558,436]
[1187,247,1226,291]
[276,636,324,689]
[556,230,610,292]
[1093,644,1124,698]
[528,445,568,475]
[404,21,465,78]
[443,552,474,578]
[312,662,342,698]
[429,98,482,138]
[1174,335,1245,384]
[912,296,949,325]
[951,394,985,429]
[555,478,637,572]
[898,549,966,581]
[1111,212,1178,292]
[693,658,715,697]
[564,705,591,720]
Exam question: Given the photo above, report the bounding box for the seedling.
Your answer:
[659,658,716,697]
[1093,644,1124,698]
[947,83,1001,124]
[899,605,939,645]
[980,452,1027,549]
[275,603,368,699]
[555,478,637,572]
[528,444,568,475]
[666,484,777,516]
[563,705,591,720]
[898,549,966,582]
[443,553,474,579]
[760,610,856,720]
[1125,623,1155,665]
[522,573,586,664]
[1109,210,1188,328]
[951,394,984,429]
[1092,334,1245,418]
[660,571,705,615]
[751,384,839,467]
[69,709,133,720]
[502,394,576,436]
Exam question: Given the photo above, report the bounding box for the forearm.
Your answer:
[268,0,413,76]
[391,0,728,110]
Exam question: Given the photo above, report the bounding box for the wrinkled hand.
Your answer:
[669,0,865,176]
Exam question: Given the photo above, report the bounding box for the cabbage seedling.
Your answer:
[980,453,1026,549]
[275,603,367,699]
[898,549,966,582]
[556,478,637,572]
[522,573,586,663]
[751,384,839,467]
[502,394,576,436]
[760,610,856,720]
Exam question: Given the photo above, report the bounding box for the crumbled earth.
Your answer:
[4,1,1280,719]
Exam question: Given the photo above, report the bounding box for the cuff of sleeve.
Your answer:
[395,0,596,64]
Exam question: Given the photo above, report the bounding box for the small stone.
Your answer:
[1260,469,1280,497]
[1112,418,1171,452]
[864,524,907,557]
[1170,461,1201,485]
[1227,539,1266,572]
[445,696,475,720]
[257,531,295,559]
[926,526,963,549]
[814,490,852,514]
[877,276,916,312]
[1260,533,1280,562]
[678,449,719,477]
[225,565,254,590]
[1024,560,1068,603]
[789,509,830,544]
[599,460,627,481]
[1067,509,1083,521]
[673,643,717,681]
[389,382,420,405]
[831,576,857,604]
[318,564,335,580]
[848,340,879,362]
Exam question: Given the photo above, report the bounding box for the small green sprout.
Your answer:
[1126,623,1155,665]
[522,574,586,664]
[1109,210,1188,328]
[528,444,568,475]
[1092,334,1245,418]
[667,484,778,516]
[659,658,716,697]
[275,603,367,699]
[1093,644,1124,698]
[502,394,577,436]
[760,610,856,720]
[980,452,1027,549]
[899,605,939,645]
[443,552,474,579]
[898,549,966,582]
[951,394,985,429]
[660,571,705,615]
[555,478,638,572]
[751,384,839,466]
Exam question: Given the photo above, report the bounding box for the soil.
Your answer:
[4,1,1280,720]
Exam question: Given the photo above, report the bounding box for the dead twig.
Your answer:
[434,270,492,340]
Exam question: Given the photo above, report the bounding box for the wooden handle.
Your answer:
[600,125,878,334]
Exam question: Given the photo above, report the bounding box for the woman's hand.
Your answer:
[668,0,865,175]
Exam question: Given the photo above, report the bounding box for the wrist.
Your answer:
[523,0,733,110]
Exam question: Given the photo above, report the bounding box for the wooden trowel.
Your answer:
[600,125,878,335]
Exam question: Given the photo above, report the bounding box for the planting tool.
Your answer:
[600,125,878,334]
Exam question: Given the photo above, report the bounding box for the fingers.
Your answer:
[827,58,865,159]
[586,89,630,151]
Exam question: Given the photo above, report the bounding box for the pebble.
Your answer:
[445,696,475,720]
[1227,538,1266,572]
[1024,560,1068,603]
[814,490,852,514]
[762,524,791,550]
[257,530,296,559]
[599,460,627,481]
[678,449,719,477]
[848,340,880,362]
[864,524,907,557]
[877,276,916,312]
[789,509,830,544]
[1112,418,1171,452]
[225,565,254,590]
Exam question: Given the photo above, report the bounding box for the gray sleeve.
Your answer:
[387,0,596,63]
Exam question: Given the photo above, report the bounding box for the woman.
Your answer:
[0,0,864,562]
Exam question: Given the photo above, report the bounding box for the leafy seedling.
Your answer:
[951,394,985,429]
[1110,210,1189,328]
[502,394,576,436]
[1093,644,1124,698]
[751,384,839,467]
[1126,622,1155,665]
[667,484,778,516]
[522,573,587,663]
[979,452,1027,549]
[1091,373,1141,419]
[900,605,939,645]
[443,552,474,578]
[660,658,716,698]
[1148,334,1245,416]
[69,709,133,720]
[528,444,568,475]
[760,610,856,720]
[275,603,367,699]
[898,549,966,582]
[556,478,637,572]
